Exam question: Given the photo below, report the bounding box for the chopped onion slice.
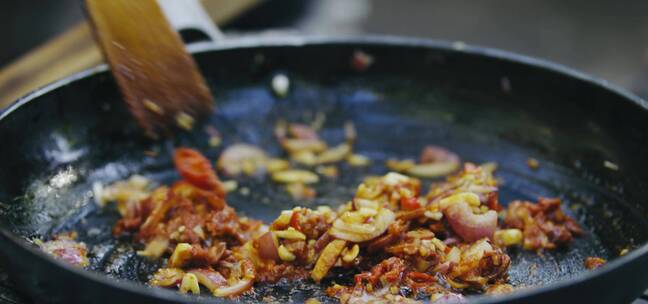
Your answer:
[188,268,227,292]
[444,202,497,242]
[212,279,253,297]
[330,208,395,242]
[217,144,268,176]
[257,232,279,261]
[407,161,460,178]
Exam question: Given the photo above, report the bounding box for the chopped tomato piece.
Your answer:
[407,271,435,282]
[173,148,224,195]
[400,197,421,211]
[485,192,501,211]
[289,211,302,231]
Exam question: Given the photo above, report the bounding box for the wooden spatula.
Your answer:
[85,0,214,137]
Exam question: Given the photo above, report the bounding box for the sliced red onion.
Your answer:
[216,144,268,176]
[213,279,253,297]
[257,232,279,261]
[443,237,460,246]
[444,201,497,242]
[431,292,466,303]
[330,208,395,242]
[213,261,255,297]
[433,261,451,274]
[188,268,227,291]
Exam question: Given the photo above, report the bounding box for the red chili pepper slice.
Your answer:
[400,197,421,211]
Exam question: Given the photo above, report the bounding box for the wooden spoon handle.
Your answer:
[0,0,260,111]
[86,0,214,136]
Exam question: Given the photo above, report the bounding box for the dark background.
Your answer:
[2,0,648,97]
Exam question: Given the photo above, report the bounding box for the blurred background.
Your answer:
[2,0,648,97]
[1,1,648,303]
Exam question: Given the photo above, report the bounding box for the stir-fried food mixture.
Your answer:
[34,122,591,302]
[82,140,588,303]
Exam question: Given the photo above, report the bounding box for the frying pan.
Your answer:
[1,35,648,304]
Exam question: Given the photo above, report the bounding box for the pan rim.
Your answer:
[1,34,647,303]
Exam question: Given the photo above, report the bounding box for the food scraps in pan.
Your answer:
[53,145,597,303]
[36,232,89,268]
[214,120,368,200]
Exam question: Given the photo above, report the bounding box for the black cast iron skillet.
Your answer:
[1,36,648,304]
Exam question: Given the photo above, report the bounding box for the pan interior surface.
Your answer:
[1,40,648,303]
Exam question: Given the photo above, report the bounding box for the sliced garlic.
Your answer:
[272,170,319,184]
[274,227,307,240]
[278,245,296,262]
[439,192,481,210]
